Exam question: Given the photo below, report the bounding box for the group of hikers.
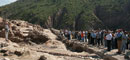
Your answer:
[60,29,130,54]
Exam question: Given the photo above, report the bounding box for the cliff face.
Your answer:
[94,1,130,30]
[0,0,130,30]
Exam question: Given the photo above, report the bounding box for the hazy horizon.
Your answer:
[0,0,17,7]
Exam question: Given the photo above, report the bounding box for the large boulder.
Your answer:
[27,30,50,44]
[8,20,46,43]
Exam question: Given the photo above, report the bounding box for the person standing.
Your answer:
[111,32,116,49]
[103,30,108,47]
[106,31,112,51]
[81,31,84,42]
[114,31,118,49]
[96,30,101,46]
[75,31,78,39]
[128,33,130,50]
[91,31,96,45]
[116,29,123,54]
[88,31,91,44]
[126,32,130,49]
[64,29,68,39]
[72,31,75,39]
[68,30,71,40]
[101,30,104,45]
[121,31,128,53]
[5,21,10,42]
[85,31,88,42]
[78,31,82,40]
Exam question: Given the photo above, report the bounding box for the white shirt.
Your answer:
[106,33,112,40]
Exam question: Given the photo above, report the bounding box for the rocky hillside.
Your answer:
[0,17,127,60]
[0,17,104,60]
[0,0,130,30]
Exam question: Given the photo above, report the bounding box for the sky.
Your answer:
[0,0,17,6]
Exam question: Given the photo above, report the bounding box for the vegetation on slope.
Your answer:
[0,0,130,30]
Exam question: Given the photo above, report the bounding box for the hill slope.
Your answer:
[0,0,130,30]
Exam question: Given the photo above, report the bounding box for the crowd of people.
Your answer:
[60,29,130,54]
[2,19,130,54]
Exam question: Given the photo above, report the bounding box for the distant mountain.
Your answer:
[0,0,130,30]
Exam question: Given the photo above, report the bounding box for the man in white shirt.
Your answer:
[106,31,112,51]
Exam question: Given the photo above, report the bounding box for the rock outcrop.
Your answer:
[0,19,46,43]
[0,18,100,60]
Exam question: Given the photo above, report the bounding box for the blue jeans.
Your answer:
[82,37,84,42]
[112,39,116,49]
[121,40,127,53]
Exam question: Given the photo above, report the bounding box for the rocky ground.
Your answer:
[0,17,129,60]
[0,17,103,60]
[87,45,128,60]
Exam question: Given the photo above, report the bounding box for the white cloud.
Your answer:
[0,0,17,6]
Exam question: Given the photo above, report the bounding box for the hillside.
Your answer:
[0,0,130,30]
